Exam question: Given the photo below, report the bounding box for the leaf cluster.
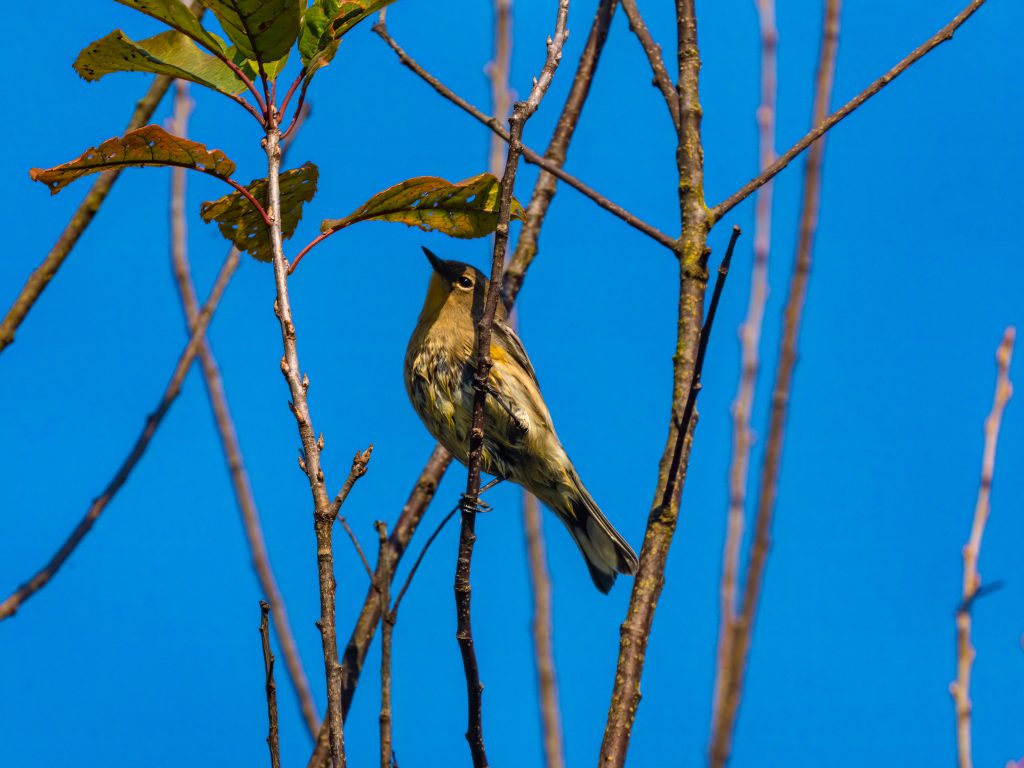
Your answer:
[31,0,524,266]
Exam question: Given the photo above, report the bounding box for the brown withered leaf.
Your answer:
[30,125,235,195]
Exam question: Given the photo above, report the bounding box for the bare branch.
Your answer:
[168,80,320,739]
[600,1,714,761]
[523,492,565,768]
[620,0,680,129]
[372,17,676,251]
[334,447,376,584]
[710,4,841,765]
[0,246,240,621]
[487,0,514,179]
[951,327,1016,768]
[376,522,394,768]
[710,0,990,221]
[260,601,283,768]
[504,0,619,305]
[263,117,345,765]
[710,0,776,755]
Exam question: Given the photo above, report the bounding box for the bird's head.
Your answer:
[420,246,489,320]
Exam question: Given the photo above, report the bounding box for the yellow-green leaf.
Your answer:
[73,30,247,95]
[298,0,394,68]
[29,125,235,195]
[115,0,226,53]
[320,174,525,239]
[200,163,319,262]
[199,0,301,64]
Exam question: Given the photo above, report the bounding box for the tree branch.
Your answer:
[504,0,619,305]
[372,17,676,252]
[951,327,1016,768]
[259,601,283,768]
[710,0,990,221]
[168,80,320,739]
[375,522,394,768]
[619,0,680,130]
[710,0,776,756]
[263,116,345,765]
[599,0,713,762]
[0,246,240,621]
[710,4,841,764]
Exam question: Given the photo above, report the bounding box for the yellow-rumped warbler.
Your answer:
[405,247,639,593]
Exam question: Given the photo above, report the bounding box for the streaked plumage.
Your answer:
[404,247,639,593]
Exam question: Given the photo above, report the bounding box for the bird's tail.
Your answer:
[556,472,639,594]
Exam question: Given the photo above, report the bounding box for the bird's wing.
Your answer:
[492,319,539,386]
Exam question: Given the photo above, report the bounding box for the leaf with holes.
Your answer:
[74,30,247,95]
[29,125,235,195]
[200,0,301,65]
[115,0,227,53]
[200,163,319,262]
[320,173,525,239]
[298,0,395,69]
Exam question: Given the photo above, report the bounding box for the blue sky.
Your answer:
[2,1,1022,766]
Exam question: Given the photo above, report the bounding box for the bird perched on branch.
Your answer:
[405,247,639,593]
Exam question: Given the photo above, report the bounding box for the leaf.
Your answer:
[200,163,319,262]
[298,0,394,69]
[199,0,301,64]
[73,30,246,95]
[115,0,226,53]
[320,174,526,239]
[29,125,235,195]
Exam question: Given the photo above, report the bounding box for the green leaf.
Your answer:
[200,163,319,262]
[298,0,394,69]
[73,30,247,95]
[114,0,226,53]
[320,173,525,239]
[199,0,302,64]
[29,124,235,195]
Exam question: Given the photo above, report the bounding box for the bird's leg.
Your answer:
[459,477,504,515]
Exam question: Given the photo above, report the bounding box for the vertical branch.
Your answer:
[376,522,394,768]
[487,0,514,180]
[600,0,711,763]
[260,601,283,768]
[168,80,319,739]
[711,0,777,748]
[951,328,1016,768]
[263,114,345,765]
[710,3,841,766]
[523,492,565,768]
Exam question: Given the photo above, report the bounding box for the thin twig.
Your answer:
[168,80,320,739]
[504,0,619,305]
[710,0,990,221]
[487,0,513,179]
[522,492,565,768]
[372,18,676,252]
[620,0,680,130]
[710,4,841,765]
[376,522,394,768]
[599,1,713,762]
[334,447,376,584]
[0,247,240,621]
[263,114,346,765]
[260,601,283,768]
[951,328,1016,768]
[710,0,776,753]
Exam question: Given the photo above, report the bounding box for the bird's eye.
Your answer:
[457,276,473,289]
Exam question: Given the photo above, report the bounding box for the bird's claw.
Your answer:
[459,493,493,515]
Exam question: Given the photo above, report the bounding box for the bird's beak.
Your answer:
[421,246,446,276]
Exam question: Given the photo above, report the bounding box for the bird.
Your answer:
[404,246,639,593]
